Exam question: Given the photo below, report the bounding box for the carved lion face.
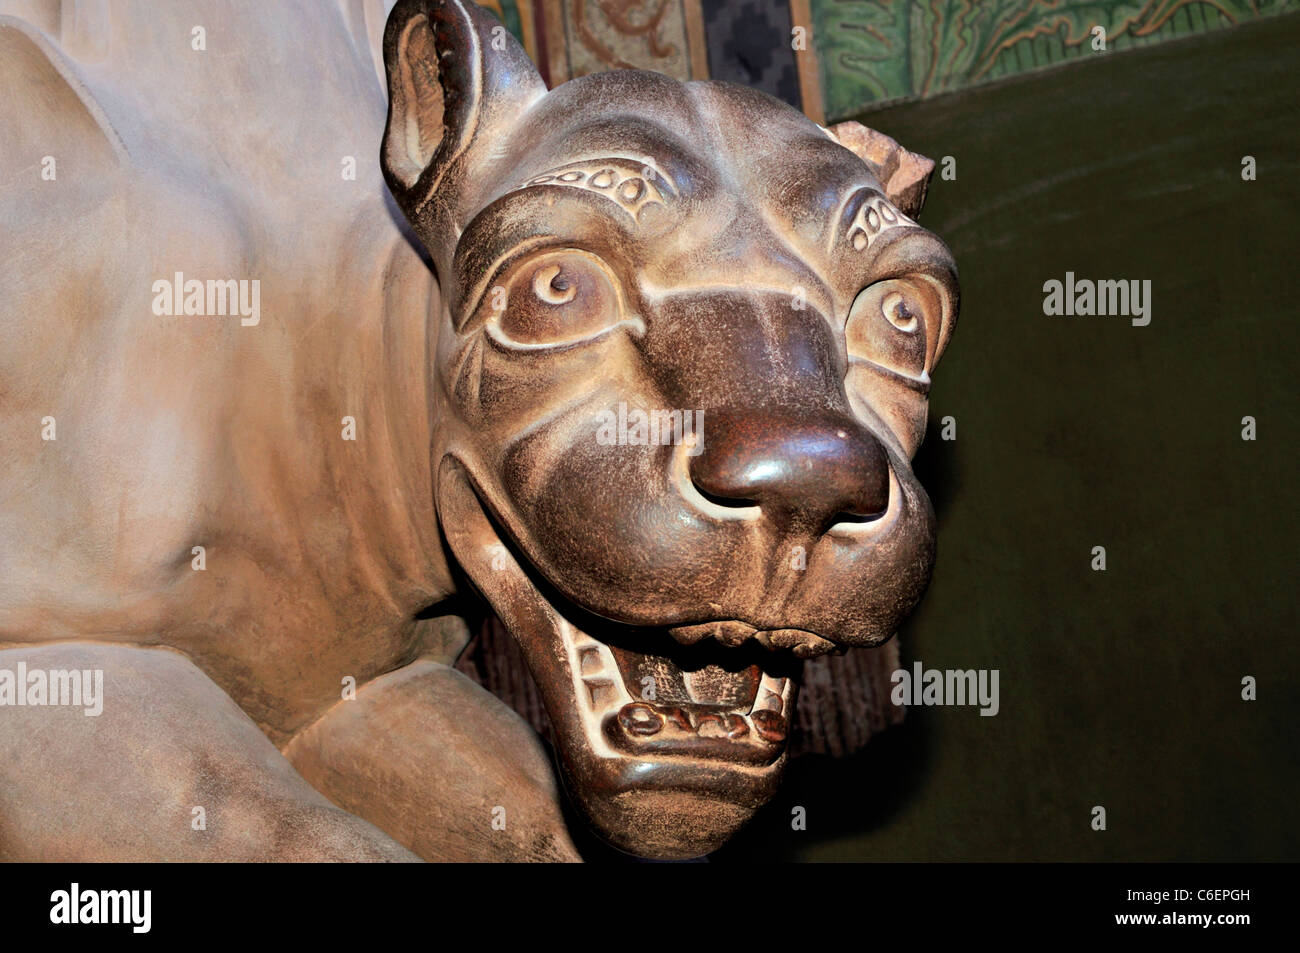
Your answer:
[383,0,958,859]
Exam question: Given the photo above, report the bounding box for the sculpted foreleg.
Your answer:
[284,659,581,862]
[0,643,418,861]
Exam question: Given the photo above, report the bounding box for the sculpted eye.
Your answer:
[845,277,938,381]
[881,291,918,332]
[491,250,627,347]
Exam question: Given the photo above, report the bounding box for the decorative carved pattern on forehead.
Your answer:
[846,189,915,252]
[519,159,677,221]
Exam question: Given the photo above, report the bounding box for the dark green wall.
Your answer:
[814,0,1299,118]
[719,15,1300,862]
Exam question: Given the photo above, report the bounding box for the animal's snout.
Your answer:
[689,409,891,534]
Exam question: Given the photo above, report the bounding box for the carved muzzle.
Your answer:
[383,0,959,858]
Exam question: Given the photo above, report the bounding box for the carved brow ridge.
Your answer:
[513,156,678,214]
[834,184,918,254]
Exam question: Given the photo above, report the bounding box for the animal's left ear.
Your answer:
[825,120,935,219]
[381,0,546,221]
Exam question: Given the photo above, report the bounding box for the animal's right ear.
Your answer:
[381,0,546,219]
[825,121,934,220]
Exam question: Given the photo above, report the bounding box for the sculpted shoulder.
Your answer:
[0,4,448,732]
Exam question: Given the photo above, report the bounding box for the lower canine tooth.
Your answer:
[617,702,665,736]
[755,690,783,714]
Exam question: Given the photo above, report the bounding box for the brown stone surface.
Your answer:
[0,0,957,860]
[285,660,580,861]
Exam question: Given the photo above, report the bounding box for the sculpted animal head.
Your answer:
[382,0,959,858]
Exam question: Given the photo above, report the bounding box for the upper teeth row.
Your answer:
[667,621,837,658]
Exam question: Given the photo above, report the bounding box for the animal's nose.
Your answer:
[688,410,891,533]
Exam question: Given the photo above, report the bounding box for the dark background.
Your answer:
[716,15,1299,861]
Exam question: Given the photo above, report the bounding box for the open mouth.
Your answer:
[562,611,834,766]
[444,463,841,767]
[438,456,837,855]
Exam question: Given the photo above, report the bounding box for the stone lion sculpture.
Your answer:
[0,0,958,860]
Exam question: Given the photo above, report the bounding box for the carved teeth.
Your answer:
[696,712,749,740]
[766,629,836,658]
[667,622,718,645]
[715,621,755,647]
[754,690,783,713]
[565,615,796,753]
[751,710,788,743]
[669,623,837,656]
[661,706,693,732]
[618,702,665,736]
[694,712,725,738]
[579,647,603,675]
[584,678,621,710]
[613,702,788,745]
[792,640,834,659]
[755,673,788,716]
